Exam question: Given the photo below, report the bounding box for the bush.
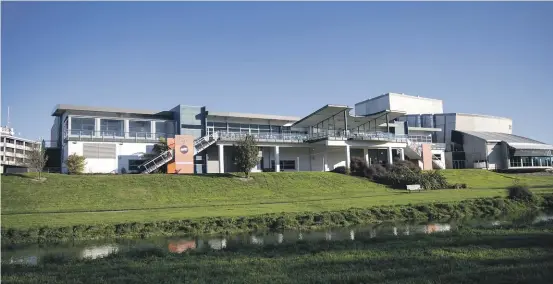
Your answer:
[350,157,368,177]
[330,166,349,175]
[507,184,535,202]
[66,154,86,174]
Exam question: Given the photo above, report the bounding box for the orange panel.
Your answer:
[174,135,195,174]
[166,138,176,174]
[421,144,433,170]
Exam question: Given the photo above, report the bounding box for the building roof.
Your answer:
[51,104,173,117]
[460,131,553,151]
[355,92,443,107]
[291,104,406,129]
[207,111,300,122]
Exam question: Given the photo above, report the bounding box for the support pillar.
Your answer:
[95,118,101,138]
[323,149,328,171]
[363,148,369,164]
[345,145,351,169]
[400,148,405,161]
[218,144,224,173]
[124,120,130,139]
[275,146,280,172]
[387,146,393,165]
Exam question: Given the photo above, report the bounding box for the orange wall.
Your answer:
[174,135,195,174]
[421,144,433,170]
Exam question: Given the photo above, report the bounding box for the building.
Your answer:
[0,126,41,173]
[49,93,552,174]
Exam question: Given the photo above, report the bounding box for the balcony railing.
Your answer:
[218,132,308,143]
[306,131,432,144]
[64,130,174,143]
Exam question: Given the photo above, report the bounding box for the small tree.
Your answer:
[26,144,49,179]
[66,153,86,174]
[233,135,259,178]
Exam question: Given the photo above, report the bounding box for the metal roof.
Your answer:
[291,104,406,129]
[207,111,300,122]
[460,131,553,151]
[51,104,174,117]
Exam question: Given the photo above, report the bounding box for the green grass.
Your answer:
[3,224,553,283]
[2,171,553,229]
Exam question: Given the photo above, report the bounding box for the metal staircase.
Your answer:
[139,149,174,173]
[139,133,219,174]
[194,132,218,155]
[405,139,446,170]
[432,154,446,169]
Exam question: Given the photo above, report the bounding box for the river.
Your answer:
[3,211,552,266]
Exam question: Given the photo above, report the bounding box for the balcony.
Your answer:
[64,130,174,143]
[218,132,307,144]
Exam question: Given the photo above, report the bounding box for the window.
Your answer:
[100,119,124,136]
[129,120,152,138]
[71,117,96,135]
[6,138,14,144]
[6,147,14,152]
[271,160,296,170]
[128,159,145,172]
[16,140,24,146]
[452,160,466,169]
[522,157,531,167]
[510,158,522,167]
[16,157,24,163]
[16,149,24,154]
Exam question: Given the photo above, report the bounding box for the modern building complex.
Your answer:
[0,127,41,174]
[49,93,553,174]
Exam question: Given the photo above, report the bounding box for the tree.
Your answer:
[66,153,86,174]
[233,135,259,178]
[26,144,49,179]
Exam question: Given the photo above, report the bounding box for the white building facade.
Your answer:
[49,93,551,174]
[1,127,41,173]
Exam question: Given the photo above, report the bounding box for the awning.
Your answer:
[509,143,553,157]
[292,104,406,129]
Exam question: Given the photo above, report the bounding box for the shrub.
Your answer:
[330,166,348,175]
[233,135,259,178]
[120,168,127,174]
[65,154,86,174]
[507,184,535,202]
[365,164,388,179]
[350,157,368,177]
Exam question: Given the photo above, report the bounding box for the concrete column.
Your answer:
[275,146,280,172]
[363,148,369,164]
[387,146,393,165]
[400,148,405,161]
[95,118,101,138]
[124,120,130,139]
[218,144,224,173]
[345,145,351,169]
[151,121,156,139]
[531,158,534,167]
[323,149,328,171]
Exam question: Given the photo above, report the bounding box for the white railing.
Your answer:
[139,149,174,173]
[194,132,219,154]
[218,132,307,143]
[64,130,174,143]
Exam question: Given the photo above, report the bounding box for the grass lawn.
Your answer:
[3,224,553,283]
[2,170,553,229]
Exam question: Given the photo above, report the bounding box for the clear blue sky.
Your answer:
[2,2,552,143]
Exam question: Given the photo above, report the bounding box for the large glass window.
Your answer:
[100,119,124,136]
[71,117,96,136]
[522,157,532,167]
[259,125,271,134]
[129,120,152,138]
[271,160,296,170]
[510,158,521,167]
[128,159,145,172]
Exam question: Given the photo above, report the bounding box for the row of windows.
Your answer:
[510,157,553,167]
[270,160,296,170]
[206,122,307,135]
[0,156,26,163]
[2,138,28,146]
[70,117,173,135]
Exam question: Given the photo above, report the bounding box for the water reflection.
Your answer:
[3,212,551,265]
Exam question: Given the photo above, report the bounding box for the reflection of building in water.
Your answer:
[80,245,119,259]
[250,236,264,245]
[533,214,553,223]
[168,240,196,253]
[208,238,227,250]
[370,229,376,239]
[404,225,410,236]
[277,233,284,244]
[9,256,38,266]
[424,224,452,234]
[350,230,355,240]
[298,233,303,240]
[325,232,332,241]
[393,227,398,236]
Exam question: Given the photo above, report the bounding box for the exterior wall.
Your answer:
[206,145,220,173]
[355,95,390,116]
[421,144,433,170]
[454,114,512,134]
[434,113,457,147]
[486,142,503,170]
[461,133,488,168]
[65,142,155,173]
[388,93,443,114]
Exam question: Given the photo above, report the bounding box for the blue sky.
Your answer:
[2,2,552,143]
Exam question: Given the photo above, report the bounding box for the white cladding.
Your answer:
[65,142,155,173]
[355,93,443,116]
[454,114,512,134]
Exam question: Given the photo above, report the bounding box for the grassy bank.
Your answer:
[3,171,553,230]
[3,196,551,244]
[3,222,553,283]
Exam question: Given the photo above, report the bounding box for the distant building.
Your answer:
[0,126,41,174]
[47,92,552,174]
